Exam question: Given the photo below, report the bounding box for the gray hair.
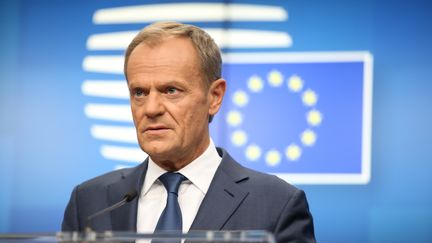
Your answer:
[124,21,222,87]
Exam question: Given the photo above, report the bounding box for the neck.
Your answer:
[152,138,211,171]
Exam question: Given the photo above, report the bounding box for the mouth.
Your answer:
[144,125,170,134]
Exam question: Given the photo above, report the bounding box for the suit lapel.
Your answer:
[190,149,249,230]
[108,160,148,231]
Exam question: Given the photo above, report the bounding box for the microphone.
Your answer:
[85,190,138,231]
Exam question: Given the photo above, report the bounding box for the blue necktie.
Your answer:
[155,172,186,233]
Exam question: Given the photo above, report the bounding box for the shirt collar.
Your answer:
[142,139,222,196]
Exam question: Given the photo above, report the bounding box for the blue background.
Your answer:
[1,1,432,242]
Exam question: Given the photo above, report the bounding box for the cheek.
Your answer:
[131,105,144,126]
[183,104,208,129]
[169,104,196,129]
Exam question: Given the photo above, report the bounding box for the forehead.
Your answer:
[127,37,200,74]
[126,37,207,91]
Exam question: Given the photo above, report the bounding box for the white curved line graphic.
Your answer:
[85,104,133,122]
[87,29,292,50]
[206,29,292,48]
[91,124,137,143]
[100,145,146,163]
[93,3,288,24]
[87,31,137,50]
[83,55,124,74]
[82,80,129,99]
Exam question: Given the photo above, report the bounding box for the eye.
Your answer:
[133,88,145,97]
[166,87,178,94]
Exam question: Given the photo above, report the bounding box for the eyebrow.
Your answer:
[128,79,188,89]
[160,80,187,87]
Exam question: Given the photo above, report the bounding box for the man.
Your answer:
[62,22,316,242]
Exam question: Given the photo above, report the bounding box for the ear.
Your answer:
[208,78,226,116]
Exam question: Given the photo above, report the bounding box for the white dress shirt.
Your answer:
[136,139,222,233]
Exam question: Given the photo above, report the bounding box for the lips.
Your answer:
[144,125,170,134]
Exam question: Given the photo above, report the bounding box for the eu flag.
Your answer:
[211,52,373,184]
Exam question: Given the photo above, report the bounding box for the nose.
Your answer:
[143,92,164,118]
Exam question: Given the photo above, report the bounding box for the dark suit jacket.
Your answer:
[62,148,316,242]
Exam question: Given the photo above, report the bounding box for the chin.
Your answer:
[142,143,174,159]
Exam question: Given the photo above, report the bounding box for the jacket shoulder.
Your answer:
[218,147,300,196]
[76,165,138,191]
[242,164,299,195]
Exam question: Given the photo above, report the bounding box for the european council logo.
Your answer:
[81,2,373,185]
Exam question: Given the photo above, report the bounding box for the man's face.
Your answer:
[126,37,225,170]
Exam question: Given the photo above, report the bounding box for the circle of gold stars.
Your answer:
[226,70,323,166]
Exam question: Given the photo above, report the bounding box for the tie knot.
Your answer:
[159,172,186,195]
